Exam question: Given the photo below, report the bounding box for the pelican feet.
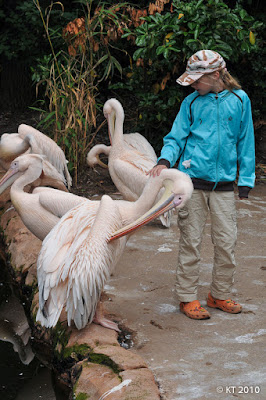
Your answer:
[92,315,121,332]
[92,305,121,332]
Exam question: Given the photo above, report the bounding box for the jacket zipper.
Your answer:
[213,95,220,190]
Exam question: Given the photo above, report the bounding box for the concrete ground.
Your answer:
[104,183,266,400]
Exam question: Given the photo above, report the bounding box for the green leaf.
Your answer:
[64,137,70,147]
[94,54,109,69]
[136,35,147,46]
[156,46,166,56]
[195,0,205,9]
[149,37,155,49]
[76,109,83,119]
[185,39,198,45]
[156,113,162,121]
[194,25,200,40]
[133,48,145,61]
[121,32,133,39]
[163,48,169,58]
[168,97,176,106]
[103,60,112,80]
[188,22,196,30]
[237,30,244,40]
[239,9,246,20]
[215,41,233,53]
[111,56,122,75]
[147,23,158,29]
[241,42,249,52]
[168,47,181,53]
[28,106,46,113]
[42,111,56,123]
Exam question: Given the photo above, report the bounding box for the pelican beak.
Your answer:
[109,180,183,241]
[96,155,108,169]
[0,164,20,194]
[106,114,113,146]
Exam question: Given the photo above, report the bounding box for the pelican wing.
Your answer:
[37,195,122,330]
[35,187,88,218]
[41,159,67,186]
[124,133,157,163]
[121,144,156,173]
[18,124,72,189]
[111,157,150,200]
[30,159,69,192]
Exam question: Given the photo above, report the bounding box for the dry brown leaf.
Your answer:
[136,58,144,67]
[149,0,170,14]
[68,45,76,57]
[160,72,171,91]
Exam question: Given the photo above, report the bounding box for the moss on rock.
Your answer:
[89,352,121,375]
[63,343,91,359]
[75,392,89,400]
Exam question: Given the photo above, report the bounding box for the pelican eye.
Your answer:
[11,161,18,169]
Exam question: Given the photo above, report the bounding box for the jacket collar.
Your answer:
[192,90,230,101]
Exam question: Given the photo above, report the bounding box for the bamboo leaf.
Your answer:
[94,54,109,69]
[111,56,122,75]
[42,111,56,123]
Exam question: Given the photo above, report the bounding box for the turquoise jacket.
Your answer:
[158,89,255,188]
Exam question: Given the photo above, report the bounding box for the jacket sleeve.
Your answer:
[157,97,191,167]
[237,93,256,188]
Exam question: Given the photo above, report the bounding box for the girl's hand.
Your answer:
[147,165,167,177]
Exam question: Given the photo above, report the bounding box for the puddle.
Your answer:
[117,327,134,349]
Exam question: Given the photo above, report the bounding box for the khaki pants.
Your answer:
[176,190,237,302]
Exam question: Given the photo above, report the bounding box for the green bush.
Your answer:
[110,0,264,152]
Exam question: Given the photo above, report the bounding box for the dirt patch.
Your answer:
[72,165,116,198]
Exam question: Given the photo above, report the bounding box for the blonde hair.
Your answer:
[220,68,242,91]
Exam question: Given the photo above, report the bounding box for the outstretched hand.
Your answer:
[147,165,167,177]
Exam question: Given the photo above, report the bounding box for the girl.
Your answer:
[149,50,255,319]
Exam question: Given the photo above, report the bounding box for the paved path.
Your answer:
[105,184,266,400]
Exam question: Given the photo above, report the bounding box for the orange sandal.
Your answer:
[207,292,242,314]
[180,300,210,320]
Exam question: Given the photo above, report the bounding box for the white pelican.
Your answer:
[87,98,157,172]
[0,124,72,188]
[100,98,171,227]
[0,154,87,240]
[36,168,193,331]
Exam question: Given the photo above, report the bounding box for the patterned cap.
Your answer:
[176,50,226,86]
